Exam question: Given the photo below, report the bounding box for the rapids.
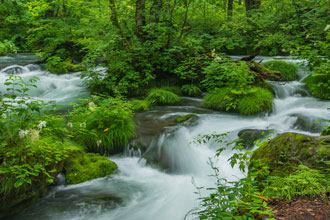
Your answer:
[1,55,329,220]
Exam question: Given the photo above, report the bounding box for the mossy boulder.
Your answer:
[237,129,272,149]
[202,87,274,115]
[263,60,298,81]
[303,65,330,100]
[249,133,330,178]
[248,61,283,81]
[64,150,117,185]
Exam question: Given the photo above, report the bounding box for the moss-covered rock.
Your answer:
[175,114,198,124]
[64,150,117,185]
[303,64,330,100]
[248,61,283,81]
[262,60,298,81]
[161,86,182,95]
[237,129,272,149]
[202,87,273,115]
[146,89,180,105]
[249,133,330,178]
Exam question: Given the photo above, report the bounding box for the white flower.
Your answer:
[282,48,286,52]
[324,24,330,32]
[1,113,7,119]
[37,121,47,130]
[305,34,310,39]
[96,140,102,147]
[80,122,86,128]
[67,122,73,128]
[88,102,97,111]
[29,129,40,142]
[19,129,29,139]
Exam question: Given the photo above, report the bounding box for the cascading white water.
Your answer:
[0,64,89,107]
[7,56,330,220]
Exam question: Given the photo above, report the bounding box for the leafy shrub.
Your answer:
[202,87,273,115]
[181,84,202,97]
[129,99,151,112]
[0,40,17,56]
[202,60,255,91]
[303,62,330,100]
[69,97,135,154]
[146,89,180,105]
[263,60,298,81]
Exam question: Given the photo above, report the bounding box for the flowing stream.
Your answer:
[1,55,329,220]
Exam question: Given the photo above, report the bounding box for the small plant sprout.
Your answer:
[80,122,86,128]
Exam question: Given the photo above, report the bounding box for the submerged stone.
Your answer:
[237,129,272,149]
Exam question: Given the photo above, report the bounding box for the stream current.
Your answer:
[1,55,329,220]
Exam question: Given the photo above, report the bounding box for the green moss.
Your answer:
[303,64,330,100]
[249,133,330,179]
[146,89,180,105]
[129,99,151,112]
[263,60,298,81]
[175,114,197,124]
[321,125,330,136]
[64,150,117,185]
[237,88,273,115]
[181,84,202,97]
[201,87,233,111]
[202,87,273,115]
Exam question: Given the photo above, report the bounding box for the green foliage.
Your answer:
[262,165,330,200]
[0,40,17,56]
[263,60,298,81]
[202,60,255,91]
[202,87,273,115]
[303,62,330,100]
[0,137,69,198]
[45,56,69,74]
[69,96,135,154]
[146,89,180,105]
[181,85,202,97]
[161,86,182,96]
[64,149,117,185]
[129,99,151,112]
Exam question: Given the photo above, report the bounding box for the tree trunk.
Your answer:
[166,0,177,48]
[227,0,233,16]
[179,0,190,38]
[109,0,129,50]
[135,0,146,42]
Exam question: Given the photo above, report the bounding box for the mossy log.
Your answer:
[248,61,283,81]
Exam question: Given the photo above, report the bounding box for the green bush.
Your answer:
[202,87,273,115]
[45,56,69,74]
[181,84,202,97]
[146,89,180,105]
[303,62,330,100]
[129,99,151,112]
[69,97,135,154]
[202,60,255,91]
[0,40,17,56]
[263,60,298,81]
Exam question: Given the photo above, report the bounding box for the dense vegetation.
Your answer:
[0,0,330,218]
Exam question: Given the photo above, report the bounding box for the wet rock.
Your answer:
[237,129,272,149]
[175,114,198,125]
[249,132,330,178]
[292,114,324,133]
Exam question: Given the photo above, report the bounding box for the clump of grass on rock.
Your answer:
[263,60,298,81]
[202,87,273,115]
[129,99,151,112]
[146,89,180,105]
